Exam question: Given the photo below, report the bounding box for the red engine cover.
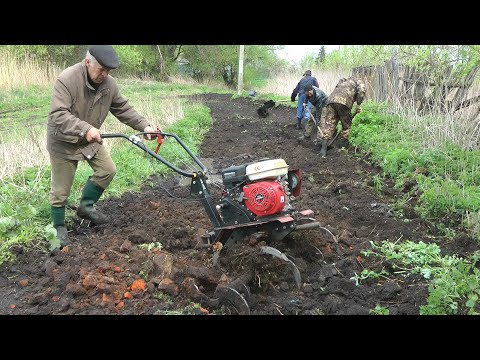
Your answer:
[243,181,286,216]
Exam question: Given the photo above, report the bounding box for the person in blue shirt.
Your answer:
[291,70,319,129]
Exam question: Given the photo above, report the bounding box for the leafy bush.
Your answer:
[382,148,416,177]
[114,45,161,79]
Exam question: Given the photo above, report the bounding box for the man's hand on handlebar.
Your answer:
[143,125,158,140]
[86,127,103,144]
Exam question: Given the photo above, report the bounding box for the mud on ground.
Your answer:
[1,93,478,315]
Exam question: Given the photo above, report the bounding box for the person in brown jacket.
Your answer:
[318,76,366,157]
[47,45,156,247]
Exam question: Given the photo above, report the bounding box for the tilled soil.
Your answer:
[1,93,477,315]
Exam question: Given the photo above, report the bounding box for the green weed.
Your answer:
[152,291,174,305]
[154,302,207,315]
[372,174,384,193]
[356,240,480,315]
[351,268,391,286]
[370,305,390,315]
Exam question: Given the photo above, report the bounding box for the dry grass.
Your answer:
[376,75,480,151]
[0,50,190,178]
[0,97,187,179]
[133,96,185,129]
[404,105,480,151]
[0,127,49,179]
[465,211,480,239]
[258,68,350,97]
[0,51,60,90]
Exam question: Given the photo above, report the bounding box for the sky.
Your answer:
[275,45,340,63]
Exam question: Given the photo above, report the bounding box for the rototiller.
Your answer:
[101,130,326,313]
[102,130,320,244]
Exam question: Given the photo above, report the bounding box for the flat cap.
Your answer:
[304,83,313,92]
[303,70,312,76]
[89,45,119,69]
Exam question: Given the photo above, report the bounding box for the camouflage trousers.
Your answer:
[304,106,326,140]
[320,103,352,140]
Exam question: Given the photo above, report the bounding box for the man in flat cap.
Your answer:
[47,45,156,247]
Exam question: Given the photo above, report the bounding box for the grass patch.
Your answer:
[0,85,52,141]
[349,102,480,238]
[354,240,480,315]
[117,78,232,99]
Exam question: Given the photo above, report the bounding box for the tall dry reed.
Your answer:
[370,67,480,151]
[0,50,60,90]
[0,98,186,179]
[258,68,350,97]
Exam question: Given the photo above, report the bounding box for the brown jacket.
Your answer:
[47,60,150,160]
[326,76,366,110]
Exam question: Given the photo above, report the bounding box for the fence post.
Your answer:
[392,47,399,105]
[451,63,479,110]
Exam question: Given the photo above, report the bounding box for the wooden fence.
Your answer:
[352,60,480,116]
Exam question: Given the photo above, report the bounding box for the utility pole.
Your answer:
[237,45,244,95]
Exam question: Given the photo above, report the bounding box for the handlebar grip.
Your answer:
[100,134,122,138]
[99,132,207,177]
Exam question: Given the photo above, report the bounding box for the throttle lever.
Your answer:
[149,127,164,154]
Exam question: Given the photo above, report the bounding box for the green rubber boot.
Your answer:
[51,206,71,247]
[76,178,109,225]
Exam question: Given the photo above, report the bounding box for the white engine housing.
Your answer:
[245,159,288,181]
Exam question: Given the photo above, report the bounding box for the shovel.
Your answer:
[257,99,290,118]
